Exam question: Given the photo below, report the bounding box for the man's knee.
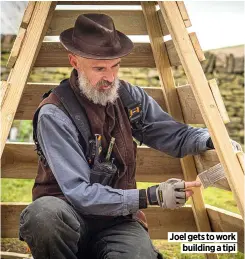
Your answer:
[19,196,80,240]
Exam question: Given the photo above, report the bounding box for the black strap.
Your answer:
[118,85,144,144]
[52,79,91,155]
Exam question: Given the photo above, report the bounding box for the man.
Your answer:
[19,14,222,259]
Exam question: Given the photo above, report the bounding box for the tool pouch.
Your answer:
[90,160,118,186]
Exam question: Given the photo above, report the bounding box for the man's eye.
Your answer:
[95,68,104,72]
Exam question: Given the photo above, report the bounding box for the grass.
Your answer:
[1,179,244,258]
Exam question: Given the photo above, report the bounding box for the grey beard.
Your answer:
[77,73,119,106]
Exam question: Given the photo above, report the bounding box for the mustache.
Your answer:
[96,79,114,88]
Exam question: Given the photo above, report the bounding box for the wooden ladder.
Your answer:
[1,1,244,258]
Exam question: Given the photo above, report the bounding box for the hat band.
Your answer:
[72,36,122,57]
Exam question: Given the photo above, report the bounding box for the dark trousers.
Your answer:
[19,196,163,259]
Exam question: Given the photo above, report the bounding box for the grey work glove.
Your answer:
[147,178,186,209]
[231,139,243,152]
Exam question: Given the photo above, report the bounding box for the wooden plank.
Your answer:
[7,2,36,68]
[142,3,218,258]
[176,84,204,124]
[35,38,204,67]
[2,202,243,252]
[57,1,142,5]
[1,143,183,182]
[159,1,244,217]
[194,151,231,191]
[47,8,188,37]
[236,151,245,173]
[7,28,26,68]
[141,2,181,120]
[0,81,9,107]
[35,42,156,67]
[0,251,31,259]
[1,203,197,238]
[176,1,192,27]
[1,2,57,158]
[15,84,206,125]
[48,10,149,36]
[206,204,244,252]
[20,2,36,29]
[209,79,230,124]
[189,32,206,62]
[14,84,167,119]
[177,82,231,124]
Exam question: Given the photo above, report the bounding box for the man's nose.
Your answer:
[103,71,114,83]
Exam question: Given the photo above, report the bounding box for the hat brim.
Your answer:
[60,28,134,60]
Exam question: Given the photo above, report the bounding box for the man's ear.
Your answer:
[68,53,79,69]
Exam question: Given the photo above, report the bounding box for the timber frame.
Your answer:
[1,2,244,258]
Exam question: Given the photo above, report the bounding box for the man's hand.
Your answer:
[146,179,201,209]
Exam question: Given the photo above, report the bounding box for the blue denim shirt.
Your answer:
[37,82,210,216]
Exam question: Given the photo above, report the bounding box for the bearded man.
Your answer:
[19,13,222,259]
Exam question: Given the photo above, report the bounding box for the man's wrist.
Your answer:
[139,189,148,209]
[146,185,159,205]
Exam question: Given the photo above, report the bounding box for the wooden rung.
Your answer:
[2,142,228,191]
[206,204,244,252]
[6,28,26,69]
[57,1,143,5]
[177,83,229,125]
[208,79,230,124]
[36,42,156,67]
[1,203,243,252]
[194,150,231,191]
[1,143,183,182]
[164,32,205,68]
[16,84,207,125]
[0,203,196,239]
[14,85,166,120]
[189,32,205,62]
[48,10,149,36]
[176,84,205,124]
[0,251,31,259]
[35,37,203,68]
[47,9,191,37]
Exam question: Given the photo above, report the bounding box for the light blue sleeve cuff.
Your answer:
[197,130,211,152]
[122,189,139,216]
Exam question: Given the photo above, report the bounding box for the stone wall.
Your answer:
[1,47,244,145]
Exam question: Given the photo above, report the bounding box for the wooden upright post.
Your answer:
[141,2,218,258]
[0,2,56,157]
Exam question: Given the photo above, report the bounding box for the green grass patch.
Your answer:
[1,179,34,202]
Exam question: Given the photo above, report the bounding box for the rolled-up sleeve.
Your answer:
[123,82,210,158]
[37,104,139,216]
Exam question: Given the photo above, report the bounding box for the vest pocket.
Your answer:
[90,161,118,186]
